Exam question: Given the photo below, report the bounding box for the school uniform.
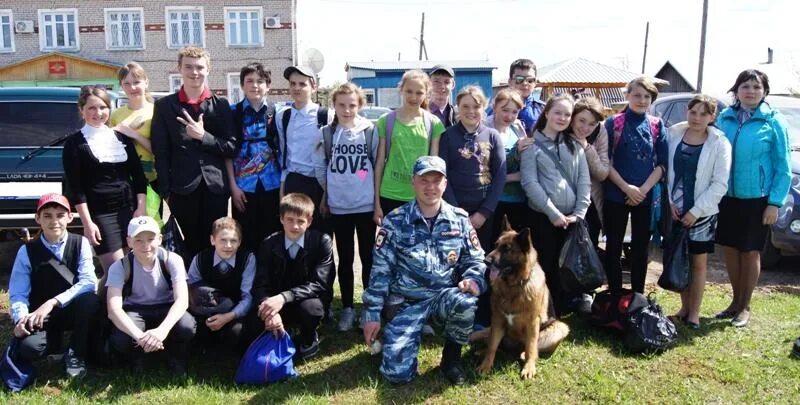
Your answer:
[187,249,255,347]
[276,102,330,233]
[9,233,99,363]
[249,230,334,349]
[151,86,237,259]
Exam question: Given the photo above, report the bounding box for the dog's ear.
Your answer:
[516,227,532,253]
[501,215,512,232]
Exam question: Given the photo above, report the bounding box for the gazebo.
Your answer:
[536,58,669,107]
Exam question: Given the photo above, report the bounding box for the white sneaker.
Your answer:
[422,324,435,336]
[338,307,356,331]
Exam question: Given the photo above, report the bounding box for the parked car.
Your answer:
[0,87,118,240]
[650,93,800,267]
[360,106,391,124]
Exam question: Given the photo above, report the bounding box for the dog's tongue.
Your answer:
[489,268,499,281]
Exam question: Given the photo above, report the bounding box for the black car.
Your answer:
[651,93,800,267]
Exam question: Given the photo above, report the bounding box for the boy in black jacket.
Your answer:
[250,193,334,360]
[151,46,237,260]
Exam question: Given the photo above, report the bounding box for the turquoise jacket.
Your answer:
[716,102,791,207]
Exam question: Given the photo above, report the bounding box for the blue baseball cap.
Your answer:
[413,155,447,177]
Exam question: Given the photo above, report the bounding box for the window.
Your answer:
[227,73,243,104]
[224,7,263,47]
[0,10,14,52]
[363,89,375,106]
[165,6,204,48]
[38,9,79,51]
[168,74,183,93]
[105,8,144,50]
[0,102,83,147]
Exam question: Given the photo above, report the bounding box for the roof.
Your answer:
[537,58,669,86]
[654,61,696,91]
[345,60,496,72]
[0,52,122,73]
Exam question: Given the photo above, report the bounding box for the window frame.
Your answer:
[0,10,15,53]
[104,7,145,51]
[168,74,183,93]
[223,6,264,48]
[164,6,205,49]
[227,72,244,104]
[37,8,80,52]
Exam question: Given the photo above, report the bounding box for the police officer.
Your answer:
[362,156,487,385]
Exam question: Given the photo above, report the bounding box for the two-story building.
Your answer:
[0,1,297,101]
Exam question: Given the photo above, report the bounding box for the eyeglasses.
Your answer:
[513,76,536,85]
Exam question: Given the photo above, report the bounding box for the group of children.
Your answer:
[10,191,331,380]
[8,45,795,383]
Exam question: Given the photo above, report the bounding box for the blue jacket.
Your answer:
[716,102,791,207]
[362,200,486,323]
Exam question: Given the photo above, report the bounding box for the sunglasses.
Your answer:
[513,76,536,85]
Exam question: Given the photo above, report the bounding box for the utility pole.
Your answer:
[697,0,709,91]
[418,13,426,61]
[641,21,649,74]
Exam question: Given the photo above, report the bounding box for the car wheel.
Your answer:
[761,228,782,269]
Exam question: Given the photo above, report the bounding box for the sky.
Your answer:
[296,0,800,95]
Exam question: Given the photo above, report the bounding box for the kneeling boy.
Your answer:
[187,217,255,350]
[106,216,196,375]
[251,193,334,360]
[9,193,99,379]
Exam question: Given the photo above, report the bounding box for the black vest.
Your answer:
[25,233,81,310]
[197,249,250,303]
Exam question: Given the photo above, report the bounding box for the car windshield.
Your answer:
[0,102,82,146]
[361,108,389,120]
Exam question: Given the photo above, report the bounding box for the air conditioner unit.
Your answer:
[15,20,34,34]
[265,16,281,29]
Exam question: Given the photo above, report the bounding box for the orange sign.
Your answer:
[48,61,67,75]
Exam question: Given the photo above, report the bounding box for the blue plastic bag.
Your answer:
[235,332,298,385]
[1,338,36,392]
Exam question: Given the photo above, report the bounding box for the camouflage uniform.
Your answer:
[362,199,487,384]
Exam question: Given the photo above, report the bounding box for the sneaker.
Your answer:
[299,333,320,360]
[792,337,800,358]
[64,348,87,379]
[731,308,750,328]
[422,324,435,336]
[338,307,356,332]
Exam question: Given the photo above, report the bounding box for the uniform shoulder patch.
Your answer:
[375,228,389,249]
[469,229,481,249]
[451,206,469,217]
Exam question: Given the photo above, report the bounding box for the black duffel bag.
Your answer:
[623,293,678,353]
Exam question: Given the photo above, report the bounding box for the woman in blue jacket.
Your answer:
[715,69,791,328]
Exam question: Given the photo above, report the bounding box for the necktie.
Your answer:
[214,260,233,274]
[289,243,300,259]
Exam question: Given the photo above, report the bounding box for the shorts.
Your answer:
[715,196,768,252]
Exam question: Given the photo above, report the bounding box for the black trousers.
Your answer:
[169,181,229,261]
[586,201,603,250]
[330,212,376,308]
[379,197,407,217]
[232,182,281,252]
[283,172,328,235]
[193,314,245,351]
[18,293,99,362]
[603,199,652,293]
[529,210,571,316]
[109,303,197,363]
[245,298,324,347]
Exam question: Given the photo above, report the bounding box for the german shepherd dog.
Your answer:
[476,220,569,379]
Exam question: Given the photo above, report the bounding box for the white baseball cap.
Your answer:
[127,216,160,237]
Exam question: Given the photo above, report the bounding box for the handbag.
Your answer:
[235,331,299,385]
[1,338,36,392]
[659,227,691,292]
[559,218,605,293]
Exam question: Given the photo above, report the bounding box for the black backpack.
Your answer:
[280,106,328,169]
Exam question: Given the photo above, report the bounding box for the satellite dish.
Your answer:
[302,48,325,75]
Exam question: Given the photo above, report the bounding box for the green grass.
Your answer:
[1,284,799,404]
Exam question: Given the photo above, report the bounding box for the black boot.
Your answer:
[440,340,466,385]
